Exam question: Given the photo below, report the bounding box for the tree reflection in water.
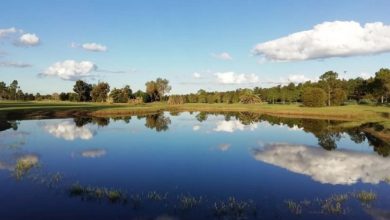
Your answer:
[1,111,389,156]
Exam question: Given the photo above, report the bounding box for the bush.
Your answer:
[167,95,185,105]
[239,94,262,104]
[302,87,327,107]
[359,99,375,105]
[343,99,358,105]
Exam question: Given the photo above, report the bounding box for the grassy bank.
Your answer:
[1,101,389,128]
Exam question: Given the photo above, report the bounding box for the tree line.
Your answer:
[0,77,172,103]
[1,68,389,106]
[174,68,390,106]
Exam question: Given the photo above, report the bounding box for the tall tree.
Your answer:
[73,80,92,102]
[319,71,340,106]
[373,68,390,103]
[9,80,19,100]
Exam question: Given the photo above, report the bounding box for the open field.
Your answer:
[1,101,389,128]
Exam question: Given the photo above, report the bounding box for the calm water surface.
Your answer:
[0,112,389,220]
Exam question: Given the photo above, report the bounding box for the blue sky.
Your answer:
[1,0,390,94]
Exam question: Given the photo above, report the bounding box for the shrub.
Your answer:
[167,95,185,105]
[239,94,261,104]
[359,99,375,105]
[302,87,327,107]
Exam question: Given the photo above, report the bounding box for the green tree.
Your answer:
[239,94,262,104]
[331,88,347,106]
[145,78,171,102]
[319,71,340,106]
[73,80,92,102]
[0,81,8,100]
[302,87,327,107]
[109,85,133,103]
[91,82,110,102]
[373,68,390,103]
[9,80,19,100]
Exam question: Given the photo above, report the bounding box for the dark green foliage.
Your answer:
[302,87,327,107]
[109,85,133,103]
[73,80,92,102]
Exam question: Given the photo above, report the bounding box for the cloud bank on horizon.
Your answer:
[253,21,390,61]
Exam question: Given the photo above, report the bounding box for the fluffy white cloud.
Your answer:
[193,72,201,79]
[42,60,97,81]
[81,42,107,52]
[253,143,390,185]
[81,149,106,158]
[0,27,17,38]
[44,121,95,141]
[214,120,257,133]
[19,33,40,46]
[213,52,233,60]
[215,72,259,84]
[253,21,390,61]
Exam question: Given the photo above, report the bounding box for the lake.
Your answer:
[0,111,389,220]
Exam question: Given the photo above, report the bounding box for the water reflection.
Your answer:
[214,120,257,133]
[142,112,171,132]
[44,120,95,140]
[1,111,389,156]
[253,143,390,185]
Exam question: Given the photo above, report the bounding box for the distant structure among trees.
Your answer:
[1,68,390,106]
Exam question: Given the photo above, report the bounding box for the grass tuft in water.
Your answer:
[147,191,168,201]
[14,155,39,179]
[68,183,127,203]
[354,190,377,204]
[213,197,255,218]
[178,194,202,209]
[285,200,302,215]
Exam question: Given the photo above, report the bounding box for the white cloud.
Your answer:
[212,52,233,60]
[44,121,95,140]
[80,149,106,158]
[19,33,40,46]
[215,72,259,84]
[0,61,32,68]
[0,27,17,38]
[253,21,390,61]
[214,120,257,133]
[42,60,97,81]
[253,143,390,185]
[81,42,107,52]
[193,72,201,79]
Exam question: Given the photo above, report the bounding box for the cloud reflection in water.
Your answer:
[253,143,390,185]
[44,121,95,141]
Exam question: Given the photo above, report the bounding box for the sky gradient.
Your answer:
[1,0,390,94]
